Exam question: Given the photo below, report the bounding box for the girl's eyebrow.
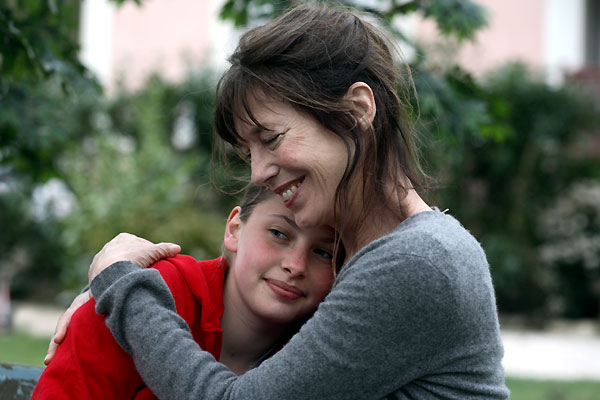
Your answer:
[272,214,298,229]
[272,214,336,244]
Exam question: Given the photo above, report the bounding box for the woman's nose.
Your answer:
[250,153,279,186]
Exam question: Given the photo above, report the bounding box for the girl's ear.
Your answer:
[346,82,376,128]
[224,206,242,253]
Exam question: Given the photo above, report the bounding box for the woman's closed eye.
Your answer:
[263,129,289,148]
[263,133,281,147]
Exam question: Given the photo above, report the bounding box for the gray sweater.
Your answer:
[91,209,509,399]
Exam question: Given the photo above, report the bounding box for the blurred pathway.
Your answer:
[502,327,600,381]
[9,302,600,380]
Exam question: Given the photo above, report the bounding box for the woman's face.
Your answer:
[235,97,348,230]
[224,196,336,325]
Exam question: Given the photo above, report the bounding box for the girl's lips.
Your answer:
[265,279,304,300]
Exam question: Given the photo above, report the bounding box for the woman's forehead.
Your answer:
[234,97,290,137]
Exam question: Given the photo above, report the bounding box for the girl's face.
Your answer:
[235,97,348,230]
[224,195,336,326]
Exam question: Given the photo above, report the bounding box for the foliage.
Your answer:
[1,1,126,299]
[0,0,85,91]
[537,180,600,317]
[10,72,236,302]
[1,0,237,302]
[417,63,600,318]
[219,0,487,43]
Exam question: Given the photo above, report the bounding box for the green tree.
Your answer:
[1,0,233,303]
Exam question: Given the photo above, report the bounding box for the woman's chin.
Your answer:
[293,211,329,231]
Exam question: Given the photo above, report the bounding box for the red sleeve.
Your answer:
[31,298,149,400]
[32,255,221,400]
[151,256,224,358]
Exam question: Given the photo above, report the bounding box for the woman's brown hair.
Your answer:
[214,4,429,236]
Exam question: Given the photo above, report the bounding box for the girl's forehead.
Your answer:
[250,196,336,240]
[251,195,290,215]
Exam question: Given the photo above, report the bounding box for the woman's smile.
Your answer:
[235,97,348,230]
[274,178,304,204]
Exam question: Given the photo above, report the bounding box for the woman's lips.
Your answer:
[265,279,304,300]
[274,178,304,205]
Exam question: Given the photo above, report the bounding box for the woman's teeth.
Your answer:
[282,183,300,201]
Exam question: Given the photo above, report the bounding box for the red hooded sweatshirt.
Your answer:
[32,255,226,399]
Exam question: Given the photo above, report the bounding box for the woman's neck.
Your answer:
[340,187,431,257]
[219,281,286,375]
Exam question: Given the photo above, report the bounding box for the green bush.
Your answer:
[418,63,600,319]
[8,72,242,304]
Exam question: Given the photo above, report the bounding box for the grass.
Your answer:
[2,331,600,399]
[506,377,600,400]
[0,331,49,367]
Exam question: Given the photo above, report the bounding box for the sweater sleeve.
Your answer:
[91,231,508,399]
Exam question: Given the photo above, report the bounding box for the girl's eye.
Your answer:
[313,248,333,260]
[269,229,288,240]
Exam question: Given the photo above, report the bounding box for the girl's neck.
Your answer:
[219,282,286,375]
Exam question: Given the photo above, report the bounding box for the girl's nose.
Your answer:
[282,250,308,278]
[250,152,279,186]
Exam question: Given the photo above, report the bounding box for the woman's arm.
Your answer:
[90,241,469,400]
[44,233,180,364]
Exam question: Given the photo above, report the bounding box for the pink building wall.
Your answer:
[81,0,585,89]
[413,0,546,76]
[110,0,215,89]
[456,0,545,74]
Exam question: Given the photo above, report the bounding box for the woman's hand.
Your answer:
[44,289,92,365]
[88,233,181,283]
[44,233,180,365]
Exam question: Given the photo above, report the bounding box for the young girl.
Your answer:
[33,185,338,399]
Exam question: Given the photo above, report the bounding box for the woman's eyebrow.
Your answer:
[248,125,264,136]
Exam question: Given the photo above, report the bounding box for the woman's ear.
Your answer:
[224,206,242,253]
[346,82,376,127]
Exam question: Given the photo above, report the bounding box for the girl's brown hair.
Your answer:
[214,4,429,236]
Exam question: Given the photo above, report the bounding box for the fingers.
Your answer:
[44,290,92,365]
[156,242,181,260]
[44,339,58,366]
[88,233,182,281]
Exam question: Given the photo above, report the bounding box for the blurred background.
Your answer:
[1,0,600,398]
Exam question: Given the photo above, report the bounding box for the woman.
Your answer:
[61,5,509,399]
